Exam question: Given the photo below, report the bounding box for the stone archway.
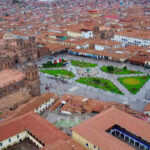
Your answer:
[14,55,19,64]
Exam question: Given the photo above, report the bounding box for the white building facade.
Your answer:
[0,98,56,149]
[34,98,55,114]
[144,110,150,116]
[113,34,150,46]
[67,31,93,39]
[0,131,43,149]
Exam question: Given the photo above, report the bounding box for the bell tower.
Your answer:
[93,25,99,38]
[29,36,35,46]
[24,62,40,97]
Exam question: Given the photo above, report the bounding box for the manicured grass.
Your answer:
[54,119,82,128]
[118,76,150,94]
[40,69,75,79]
[71,59,97,68]
[76,77,123,95]
[101,66,142,75]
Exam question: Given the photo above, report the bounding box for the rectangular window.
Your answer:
[17,135,19,138]
[0,143,2,146]
[9,138,11,142]
[86,143,88,147]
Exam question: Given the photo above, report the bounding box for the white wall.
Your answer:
[0,131,27,149]
[94,45,104,51]
[76,44,89,49]
[145,61,150,66]
[27,133,43,148]
[81,31,93,39]
[144,111,150,116]
[34,98,55,114]
[0,131,43,149]
[67,31,81,38]
[113,34,150,46]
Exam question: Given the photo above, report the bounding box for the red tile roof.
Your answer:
[73,107,150,150]
[0,112,85,150]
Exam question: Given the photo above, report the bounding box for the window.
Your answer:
[98,148,100,150]
[86,143,88,147]
[17,135,19,139]
[9,138,11,142]
[94,145,96,148]
[0,143,2,146]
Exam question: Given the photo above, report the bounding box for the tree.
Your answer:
[93,78,101,84]
[123,66,127,70]
[107,66,114,72]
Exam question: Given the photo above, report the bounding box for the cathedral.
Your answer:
[0,31,38,69]
[0,32,41,112]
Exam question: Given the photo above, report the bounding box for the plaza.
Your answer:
[37,53,150,112]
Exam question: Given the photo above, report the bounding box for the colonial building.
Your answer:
[0,92,58,120]
[0,112,86,150]
[0,54,14,70]
[113,30,150,47]
[93,25,115,39]
[1,32,38,64]
[67,25,93,39]
[72,107,150,150]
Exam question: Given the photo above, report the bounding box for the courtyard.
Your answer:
[42,111,92,135]
[6,138,38,150]
[54,118,82,128]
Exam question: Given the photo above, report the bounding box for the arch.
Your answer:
[32,72,34,77]
[19,139,23,143]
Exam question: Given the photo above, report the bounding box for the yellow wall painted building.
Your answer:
[72,131,100,150]
[67,31,81,38]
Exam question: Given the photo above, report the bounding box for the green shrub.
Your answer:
[107,66,114,72]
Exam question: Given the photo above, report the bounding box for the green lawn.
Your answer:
[40,69,75,79]
[71,59,97,68]
[101,66,142,75]
[54,119,82,128]
[118,76,150,94]
[76,77,123,95]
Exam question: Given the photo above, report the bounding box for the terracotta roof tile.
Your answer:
[73,107,150,150]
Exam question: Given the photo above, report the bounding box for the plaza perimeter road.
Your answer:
[37,53,150,112]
